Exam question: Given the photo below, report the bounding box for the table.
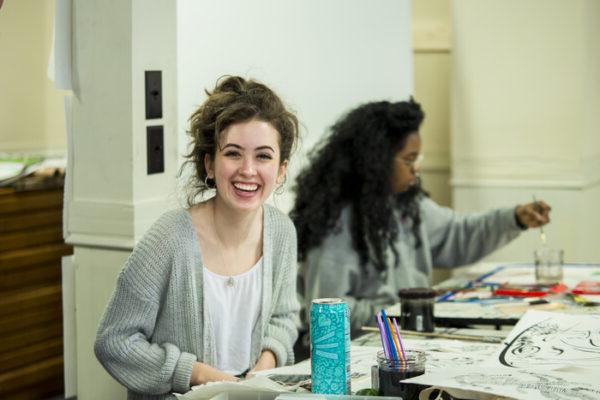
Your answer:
[181,262,600,400]
[429,262,600,328]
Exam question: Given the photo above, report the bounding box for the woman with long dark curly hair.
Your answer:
[291,99,551,333]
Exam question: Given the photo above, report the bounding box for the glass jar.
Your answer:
[374,350,427,399]
[398,287,436,332]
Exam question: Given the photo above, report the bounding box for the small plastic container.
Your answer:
[373,350,427,400]
[398,288,436,332]
[534,248,564,284]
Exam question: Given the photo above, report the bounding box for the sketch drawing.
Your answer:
[499,316,600,368]
[455,370,600,400]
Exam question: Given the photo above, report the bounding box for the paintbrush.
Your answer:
[533,195,547,245]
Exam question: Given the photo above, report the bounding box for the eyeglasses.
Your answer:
[396,153,424,168]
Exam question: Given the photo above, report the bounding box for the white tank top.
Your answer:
[203,257,263,375]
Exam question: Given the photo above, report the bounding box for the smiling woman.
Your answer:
[94,76,300,400]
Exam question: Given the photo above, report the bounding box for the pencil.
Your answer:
[361,326,504,343]
[393,318,407,360]
[376,312,391,359]
[386,316,402,361]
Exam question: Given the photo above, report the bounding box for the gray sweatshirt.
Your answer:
[95,205,299,400]
[298,197,522,333]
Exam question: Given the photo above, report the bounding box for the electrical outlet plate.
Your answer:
[147,125,164,174]
[145,71,162,119]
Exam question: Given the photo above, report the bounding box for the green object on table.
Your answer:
[355,388,379,396]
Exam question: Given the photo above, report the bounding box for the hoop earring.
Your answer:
[204,175,215,189]
[274,174,287,195]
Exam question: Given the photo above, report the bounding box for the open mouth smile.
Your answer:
[233,182,259,192]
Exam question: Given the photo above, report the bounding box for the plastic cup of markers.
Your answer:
[373,350,427,400]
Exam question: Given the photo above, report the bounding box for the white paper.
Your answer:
[490,310,600,370]
[402,339,498,372]
[406,311,600,399]
[406,366,600,400]
[178,376,291,400]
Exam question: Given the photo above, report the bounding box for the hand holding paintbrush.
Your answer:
[515,197,552,236]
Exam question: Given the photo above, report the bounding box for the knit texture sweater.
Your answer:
[95,205,299,400]
[299,196,523,333]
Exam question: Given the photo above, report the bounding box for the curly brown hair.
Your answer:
[183,76,299,206]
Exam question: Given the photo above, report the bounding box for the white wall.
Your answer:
[176,0,414,212]
[451,0,600,264]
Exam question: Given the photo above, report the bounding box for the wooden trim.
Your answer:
[0,320,62,355]
[0,337,62,374]
[0,243,72,270]
[0,189,63,214]
[0,284,62,318]
[0,209,63,233]
[0,304,62,336]
[0,226,64,252]
[0,262,62,290]
[0,355,64,395]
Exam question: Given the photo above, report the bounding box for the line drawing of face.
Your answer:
[499,317,600,368]
[205,119,287,213]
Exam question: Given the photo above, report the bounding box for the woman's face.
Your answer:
[391,132,422,193]
[205,119,288,213]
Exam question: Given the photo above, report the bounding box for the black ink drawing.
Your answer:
[455,370,600,400]
[499,316,600,368]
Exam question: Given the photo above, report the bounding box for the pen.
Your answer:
[437,290,456,302]
[436,268,503,302]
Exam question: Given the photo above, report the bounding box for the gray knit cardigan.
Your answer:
[95,205,300,400]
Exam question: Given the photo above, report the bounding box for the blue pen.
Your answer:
[437,267,504,302]
[437,290,456,302]
[380,309,399,361]
[473,266,504,284]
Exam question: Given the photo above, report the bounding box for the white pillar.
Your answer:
[67,1,177,398]
[451,0,600,263]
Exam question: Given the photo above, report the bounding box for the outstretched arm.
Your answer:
[424,197,531,268]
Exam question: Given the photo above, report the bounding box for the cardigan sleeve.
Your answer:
[94,216,197,395]
[262,215,300,366]
[422,197,522,268]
